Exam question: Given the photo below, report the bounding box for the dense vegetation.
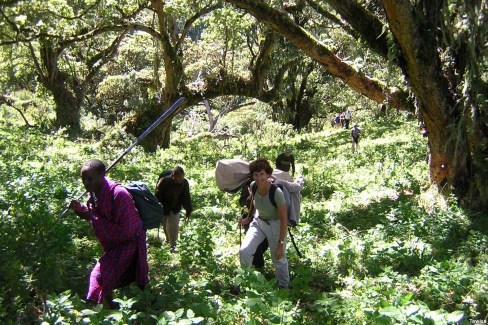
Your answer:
[0,1,486,323]
[1,103,487,324]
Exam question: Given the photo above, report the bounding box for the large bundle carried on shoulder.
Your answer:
[215,159,303,226]
[215,159,293,193]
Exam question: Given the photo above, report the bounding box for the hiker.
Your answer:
[351,123,362,153]
[69,159,148,309]
[239,177,269,270]
[333,113,340,128]
[339,112,345,128]
[239,158,290,288]
[344,109,352,129]
[275,147,295,176]
[420,123,428,137]
[154,166,193,252]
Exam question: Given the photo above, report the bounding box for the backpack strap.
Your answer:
[269,184,277,208]
[251,182,257,197]
[251,182,277,208]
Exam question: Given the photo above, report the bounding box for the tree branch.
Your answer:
[61,23,161,46]
[305,0,357,43]
[0,0,22,6]
[225,0,414,113]
[0,7,21,43]
[83,31,128,86]
[321,0,389,59]
[175,3,223,49]
[43,0,102,20]
[0,95,34,127]
[251,31,276,94]
[266,58,300,101]
[27,42,45,81]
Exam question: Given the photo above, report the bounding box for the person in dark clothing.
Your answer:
[275,147,295,176]
[351,124,362,153]
[239,178,269,269]
[155,166,193,252]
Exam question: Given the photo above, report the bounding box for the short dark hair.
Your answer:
[172,166,185,176]
[249,158,273,175]
[83,159,106,175]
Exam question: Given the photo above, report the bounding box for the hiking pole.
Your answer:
[288,227,302,258]
[58,97,186,218]
[239,223,242,247]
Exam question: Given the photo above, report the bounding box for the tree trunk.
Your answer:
[123,101,169,151]
[40,44,82,133]
[382,0,472,200]
[287,76,315,130]
[127,0,184,151]
[51,84,82,133]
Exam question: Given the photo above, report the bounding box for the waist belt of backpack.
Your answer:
[258,216,278,225]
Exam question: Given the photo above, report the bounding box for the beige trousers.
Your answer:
[161,211,180,248]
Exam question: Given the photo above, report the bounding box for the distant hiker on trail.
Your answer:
[333,113,341,128]
[239,177,269,270]
[69,159,148,309]
[155,166,193,253]
[344,109,352,129]
[239,158,290,288]
[351,123,362,153]
[420,123,428,138]
[275,147,295,176]
[340,112,345,128]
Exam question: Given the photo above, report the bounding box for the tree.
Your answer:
[1,0,326,149]
[381,0,487,209]
[94,1,308,149]
[271,61,319,129]
[224,0,488,210]
[0,0,134,132]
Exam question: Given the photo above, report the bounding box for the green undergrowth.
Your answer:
[0,112,487,324]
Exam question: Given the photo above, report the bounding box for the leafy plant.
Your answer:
[1,108,486,324]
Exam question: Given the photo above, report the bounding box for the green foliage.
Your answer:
[0,108,487,324]
[179,219,216,270]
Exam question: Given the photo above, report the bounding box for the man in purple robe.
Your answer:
[69,159,148,309]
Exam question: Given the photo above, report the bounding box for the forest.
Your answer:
[0,0,487,324]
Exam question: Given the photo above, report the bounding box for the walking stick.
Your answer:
[58,97,186,217]
[288,227,302,258]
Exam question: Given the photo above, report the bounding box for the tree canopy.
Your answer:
[1,0,487,209]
